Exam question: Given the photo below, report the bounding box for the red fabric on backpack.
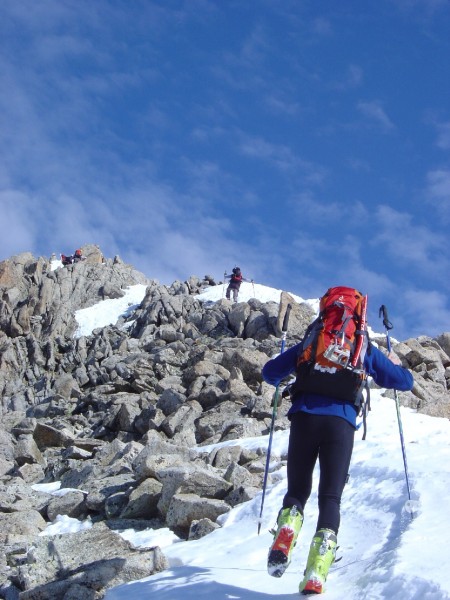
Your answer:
[299,286,366,370]
[294,286,368,404]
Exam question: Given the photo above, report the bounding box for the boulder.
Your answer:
[15,522,168,599]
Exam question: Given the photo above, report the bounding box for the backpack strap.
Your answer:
[358,381,371,440]
[297,316,323,364]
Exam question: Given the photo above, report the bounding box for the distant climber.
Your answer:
[224,266,251,302]
[61,248,85,266]
[72,248,85,263]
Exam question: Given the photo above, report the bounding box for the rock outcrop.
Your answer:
[0,247,448,597]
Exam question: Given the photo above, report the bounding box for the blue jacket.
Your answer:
[262,343,414,428]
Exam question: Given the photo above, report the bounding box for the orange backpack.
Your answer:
[293,286,369,406]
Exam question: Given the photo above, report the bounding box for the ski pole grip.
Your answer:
[282,303,292,333]
[379,304,393,331]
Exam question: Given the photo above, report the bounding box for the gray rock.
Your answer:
[436,333,450,359]
[157,388,187,416]
[188,517,220,540]
[159,400,203,444]
[225,485,260,507]
[221,347,268,385]
[120,478,163,519]
[47,490,87,521]
[166,493,230,537]
[0,510,47,542]
[33,422,74,449]
[16,522,168,598]
[14,435,46,467]
[156,464,232,516]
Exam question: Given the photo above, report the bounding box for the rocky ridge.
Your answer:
[0,246,449,599]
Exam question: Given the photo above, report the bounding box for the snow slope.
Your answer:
[102,394,450,599]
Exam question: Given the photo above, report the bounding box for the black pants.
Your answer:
[283,411,355,534]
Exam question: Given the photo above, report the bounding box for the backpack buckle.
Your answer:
[323,343,350,368]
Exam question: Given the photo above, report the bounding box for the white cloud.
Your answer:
[402,288,450,338]
[357,100,395,132]
[240,23,269,67]
[373,204,449,284]
[0,190,36,260]
[264,93,301,116]
[427,168,450,198]
[290,193,369,226]
[333,64,364,91]
[237,132,327,183]
[435,121,450,149]
[347,157,371,172]
[346,64,364,87]
[425,168,450,223]
[390,0,448,13]
[311,18,332,36]
[287,231,398,332]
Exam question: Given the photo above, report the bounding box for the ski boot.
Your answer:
[267,506,303,577]
[299,528,337,595]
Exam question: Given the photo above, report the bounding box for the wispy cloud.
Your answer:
[290,193,369,226]
[435,121,450,150]
[236,132,327,184]
[390,0,449,14]
[346,157,371,172]
[402,288,450,338]
[214,22,271,88]
[357,100,395,132]
[239,22,270,67]
[288,223,446,338]
[333,64,364,91]
[311,18,333,36]
[289,231,397,318]
[425,168,450,223]
[264,92,302,116]
[373,204,449,283]
[0,190,37,258]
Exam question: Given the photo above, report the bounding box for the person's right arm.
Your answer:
[262,343,302,386]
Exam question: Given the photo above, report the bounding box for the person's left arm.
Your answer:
[364,345,414,391]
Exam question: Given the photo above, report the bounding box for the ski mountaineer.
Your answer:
[224,267,251,302]
[262,299,414,595]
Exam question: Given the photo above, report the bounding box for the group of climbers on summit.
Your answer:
[61,248,85,266]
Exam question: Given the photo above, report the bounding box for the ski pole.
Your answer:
[379,305,413,511]
[222,271,227,299]
[257,303,292,535]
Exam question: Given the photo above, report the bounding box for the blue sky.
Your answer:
[1,0,449,340]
